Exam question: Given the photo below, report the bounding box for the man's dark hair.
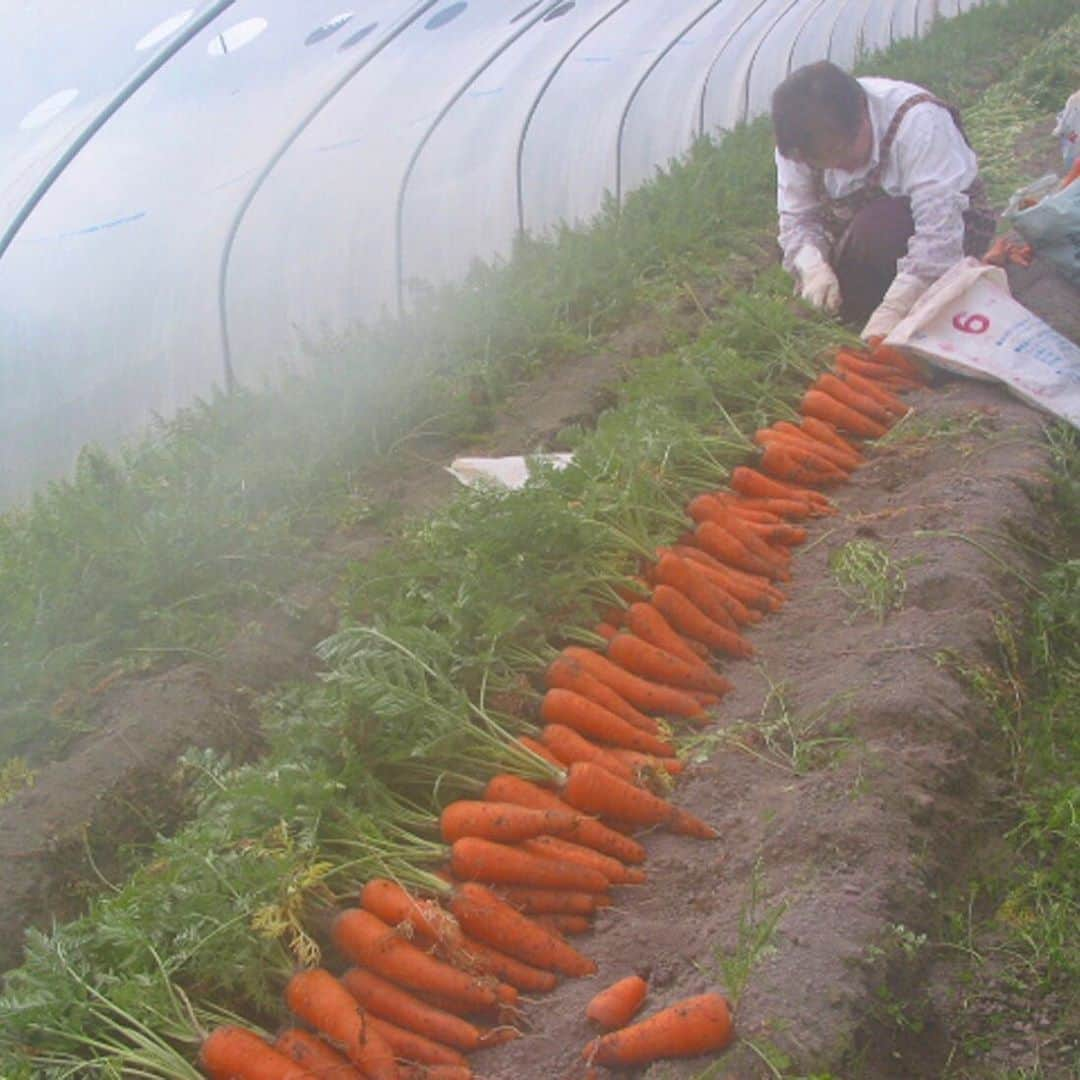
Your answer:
[771,61,866,160]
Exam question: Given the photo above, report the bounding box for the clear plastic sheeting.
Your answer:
[1,0,986,503]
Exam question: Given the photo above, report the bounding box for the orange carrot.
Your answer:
[439,800,581,845]
[607,746,684,777]
[367,1016,468,1069]
[284,969,400,1080]
[274,1028,364,1078]
[691,521,784,580]
[835,349,920,389]
[449,880,597,977]
[770,422,860,471]
[453,931,560,993]
[737,519,808,546]
[697,507,797,570]
[586,974,649,1030]
[594,622,619,641]
[400,1068,473,1080]
[541,687,676,757]
[497,886,607,915]
[483,774,647,864]
[200,1026,313,1080]
[360,879,462,951]
[516,734,565,768]
[801,389,888,439]
[583,992,733,1066]
[339,968,483,1053]
[814,373,893,426]
[719,493,819,519]
[730,465,833,508]
[562,762,716,839]
[606,633,732,697]
[523,835,646,885]
[755,430,852,482]
[652,552,748,628]
[799,416,863,458]
[671,547,780,613]
[330,910,508,1011]
[545,654,661,735]
[865,340,926,381]
[541,723,638,781]
[835,370,909,417]
[562,646,707,719]
[759,442,848,489]
[650,584,754,658]
[450,836,609,893]
[626,602,712,669]
[534,913,592,935]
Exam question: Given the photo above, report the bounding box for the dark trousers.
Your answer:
[834,196,915,325]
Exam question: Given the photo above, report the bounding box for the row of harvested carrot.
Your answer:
[198,342,923,1079]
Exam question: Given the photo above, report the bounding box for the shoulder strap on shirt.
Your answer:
[871,91,971,183]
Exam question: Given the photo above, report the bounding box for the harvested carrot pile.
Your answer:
[196,339,924,1078]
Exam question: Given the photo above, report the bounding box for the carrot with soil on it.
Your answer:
[448,880,598,977]
[535,913,592,935]
[452,931,561,993]
[673,546,784,610]
[754,429,853,480]
[483,773,647,864]
[284,969,400,1080]
[339,969,484,1053]
[540,722,638,781]
[625,601,714,669]
[367,1015,469,1069]
[730,465,834,509]
[606,633,733,697]
[450,835,610,893]
[607,745,684,777]
[274,1028,364,1078]
[496,886,608,915]
[561,645,708,719]
[583,992,733,1066]
[522,834,646,885]
[562,761,716,839]
[439,800,581,845]
[652,551,757,627]
[696,504,800,568]
[360,878,463,950]
[540,687,677,757]
[801,389,888,439]
[650,584,754,658]
[200,1025,315,1080]
[545,654,661,735]
[691,521,786,580]
[586,974,649,1030]
[769,422,861,471]
[330,910,512,1012]
[759,442,849,489]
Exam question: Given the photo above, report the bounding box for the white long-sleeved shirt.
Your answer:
[777,77,979,286]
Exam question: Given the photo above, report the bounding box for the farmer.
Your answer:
[772,61,995,340]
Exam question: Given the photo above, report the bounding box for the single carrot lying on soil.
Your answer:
[801,389,888,439]
[545,654,660,735]
[274,1027,364,1078]
[439,800,581,845]
[541,722,638,781]
[497,886,607,915]
[284,969,400,1080]
[200,1025,314,1080]
[367,1015,469,1068]
[583,992,733,1066]
[586,974,649,1030]
[523,835,646,886]
[541,687,676,758]
[339,968,484,1053]
[650,584,754,658]
[483,773,647,865]
[451,835,610,893]
[331,910,512,1012]
[449,880,597,977]
[561,645,707,720]
[562,762,717,839]
[606,633,733,697]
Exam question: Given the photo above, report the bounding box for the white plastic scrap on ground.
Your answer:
[886,258,1080,428]
[446,454,575,491]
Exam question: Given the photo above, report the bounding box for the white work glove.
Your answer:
[861,273,928,342]
[793,245,841,315]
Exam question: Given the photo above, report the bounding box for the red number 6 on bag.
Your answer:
[951,312,990,334]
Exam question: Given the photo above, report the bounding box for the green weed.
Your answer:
[829,539,907,623]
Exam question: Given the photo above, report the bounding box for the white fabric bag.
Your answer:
[885,258,1080,427]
